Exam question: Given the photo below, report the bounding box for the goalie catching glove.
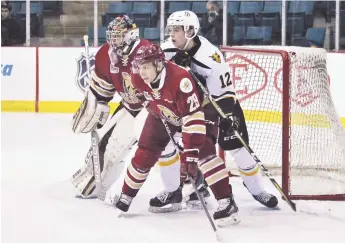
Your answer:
[72,89,110,134]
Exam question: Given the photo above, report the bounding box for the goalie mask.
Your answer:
[106,15,139,55]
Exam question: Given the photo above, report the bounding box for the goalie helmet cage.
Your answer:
[219,46,345,201]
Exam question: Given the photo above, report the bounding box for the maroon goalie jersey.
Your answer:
[90,39,151,110]
[131,61,206,151]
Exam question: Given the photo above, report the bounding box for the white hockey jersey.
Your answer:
[161,36,237,115]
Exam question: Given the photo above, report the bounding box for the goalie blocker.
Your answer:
[71,101,145,199]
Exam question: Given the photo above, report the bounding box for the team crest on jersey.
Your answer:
[157,105,181,126]
[120,72,141,104]
[209,52,221,63]
[75,52,95,93]
[180,78,193,93]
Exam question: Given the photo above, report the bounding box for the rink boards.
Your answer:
[1,47,345,127]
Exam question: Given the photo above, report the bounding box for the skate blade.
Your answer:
[148,203,182,213]
[185,200,209,210]
[215,212,241,227]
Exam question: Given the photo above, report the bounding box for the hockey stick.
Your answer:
[158,115,220,239]
[83,35,102,187]
[187,69,297,212]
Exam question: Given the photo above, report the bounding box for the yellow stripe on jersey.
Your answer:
[90,79,115,98]
[182,111,205,125]
[92,71,115,90]
[182,124,206,134]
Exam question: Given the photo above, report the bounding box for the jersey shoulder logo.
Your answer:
[180,78,193,93]
[209,52,221,64]
[75,52,95,93]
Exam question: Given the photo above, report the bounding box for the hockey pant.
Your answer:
[122,108,231,201]
[218,102,265,195]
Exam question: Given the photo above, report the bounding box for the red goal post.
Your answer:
[219,45,345,201]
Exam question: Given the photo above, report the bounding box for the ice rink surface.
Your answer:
[2,113,345,243]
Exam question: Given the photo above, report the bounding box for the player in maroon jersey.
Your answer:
[71,15,152,200]
[114,43,240,226]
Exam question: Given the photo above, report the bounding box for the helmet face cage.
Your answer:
[106,15,138,50]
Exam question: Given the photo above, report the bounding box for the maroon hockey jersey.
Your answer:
[90,39,151,110]
[131,61,206,151]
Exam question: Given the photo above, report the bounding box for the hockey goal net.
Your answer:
[220,46,345,201]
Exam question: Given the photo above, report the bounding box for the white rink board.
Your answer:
[1,47,36,100]
[39,47,100,101]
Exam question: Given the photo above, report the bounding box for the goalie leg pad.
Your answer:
[72,89,110,134]
[71,107,140,199]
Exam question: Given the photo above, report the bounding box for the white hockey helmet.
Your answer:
[167,10,200,39]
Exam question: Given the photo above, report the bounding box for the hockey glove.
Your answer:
[180,149,199,181]
[219,115,240,135]
[172,51,191,67]
[72,89,110,134]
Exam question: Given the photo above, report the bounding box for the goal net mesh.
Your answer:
[220,46,345,199]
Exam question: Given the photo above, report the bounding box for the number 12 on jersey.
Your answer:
[220,72,232,88]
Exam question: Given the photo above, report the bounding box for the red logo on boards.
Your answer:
[274,65,319,107]
[226,54,268,102]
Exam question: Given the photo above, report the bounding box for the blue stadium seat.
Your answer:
[233,26,246,45]
[168,2,190,14]
[256,12,280,35]
[305,28,325,47]
[144,28,160,42]
[10,2,21,14]
[288,1,315,28]
[227,1,240,15]
[233,13,255,28]
[19,2,43,14]
[244,26,272,45]
[104,2,133,26]
[286,13,306,39]
[239,1,263,14]
[107,2,133,14]
[263,1,282,14]
[192,2,207,21]
[133,2,158,27]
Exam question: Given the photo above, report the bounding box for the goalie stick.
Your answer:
[187,69,297,212]
[83,35,102,190]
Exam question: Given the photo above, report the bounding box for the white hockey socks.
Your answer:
[231,147,265,196]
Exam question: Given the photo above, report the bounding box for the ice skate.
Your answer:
[114,193,133,212]
[149,186,182,213]
[243,182,278,208]
[183,184,210,209]
[213,193,240,227]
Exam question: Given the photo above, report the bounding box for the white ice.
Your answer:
[2,113,345,243]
